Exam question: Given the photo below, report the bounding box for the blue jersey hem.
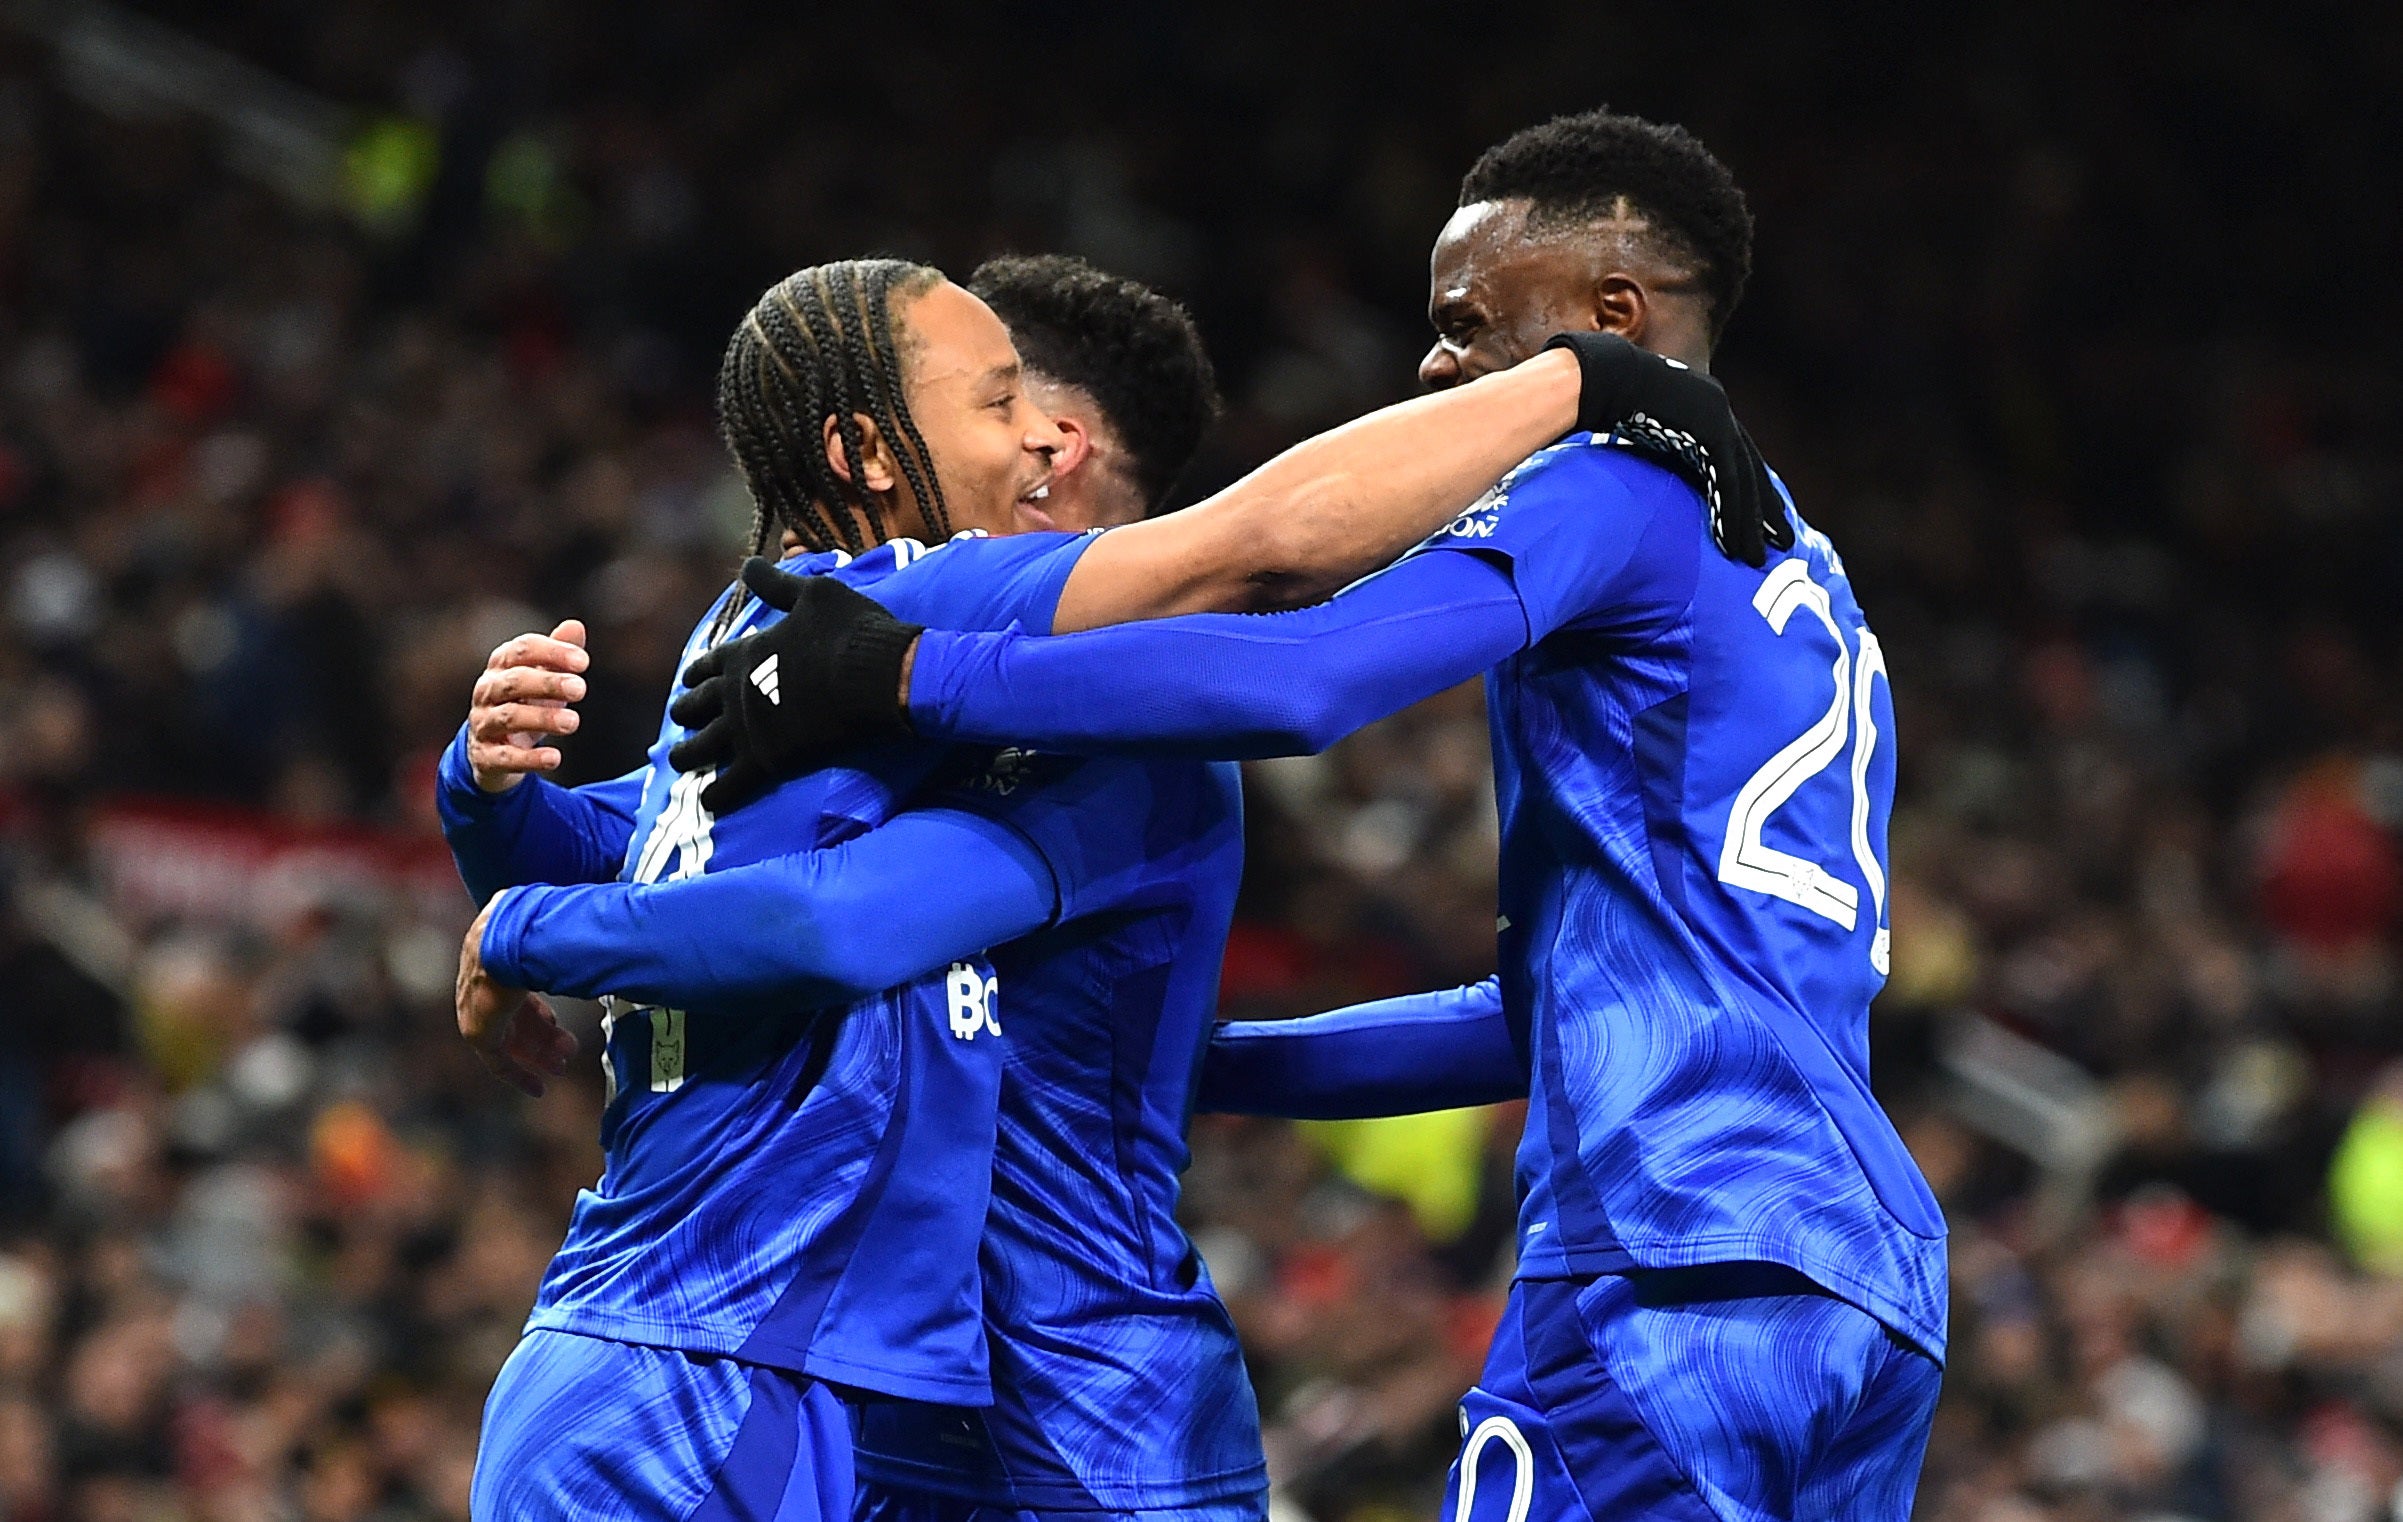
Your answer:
[521,1308,995,1405]
[853,1449,1270,1511]
[1514,1234,1947,1364]
[800,1347,995,1408]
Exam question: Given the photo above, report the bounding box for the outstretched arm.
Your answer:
[664,340,1750,802]
[1049,350,1579,628]
[1198,979,1524,1120]
[475,805,1059,1011]
[1047,330,1777,629]
[670,431,1682,782]
[910,549,1530,758]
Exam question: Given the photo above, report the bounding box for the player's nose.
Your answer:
[1418,340,1464,391]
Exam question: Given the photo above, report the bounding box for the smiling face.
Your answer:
[880,280,1066,540]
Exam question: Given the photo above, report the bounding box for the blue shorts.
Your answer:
[472,1327,855,1521]
[856,1480,1265,1522]
[1444,1267,1939,1522]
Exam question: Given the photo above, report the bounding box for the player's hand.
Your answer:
[466,620,590,793]
[456,900,576,1097]
[1541,332,1793,568]
[666,558,924,814]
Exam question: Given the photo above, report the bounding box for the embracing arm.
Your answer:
[909,549,1529,758]
[475,805,1058,1010]
[435,725,646,905]
[1198,979,1524,1120]
[1051,349,1579,629]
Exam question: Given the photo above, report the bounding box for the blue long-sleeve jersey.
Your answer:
[440,532,1266,1510]
[438,530,1093,1406]
[848,746,1260,1513]
[901,436,1950,1360]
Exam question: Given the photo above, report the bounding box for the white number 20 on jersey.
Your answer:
[1717,559,1891,975]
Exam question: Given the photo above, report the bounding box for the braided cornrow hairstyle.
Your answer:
[710,258,949,639]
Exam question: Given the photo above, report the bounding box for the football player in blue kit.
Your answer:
[679,111,1946,1522]
[443,254,1748,1520]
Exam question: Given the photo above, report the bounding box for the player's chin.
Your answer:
[1009,496,1059,533]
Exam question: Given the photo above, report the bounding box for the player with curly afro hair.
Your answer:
[968,254,1222,526]
[1424,106,1755,389]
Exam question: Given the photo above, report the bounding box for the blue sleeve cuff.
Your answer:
[478,884,547,988]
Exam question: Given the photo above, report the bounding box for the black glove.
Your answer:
[1542,331,1793,568]
[666,557,923,813]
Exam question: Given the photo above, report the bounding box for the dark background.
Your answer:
[0,4,2400,1519]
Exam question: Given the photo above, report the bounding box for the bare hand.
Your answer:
[456,900,577,1096]
[467,620,590,793]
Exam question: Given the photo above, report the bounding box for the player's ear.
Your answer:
[822,412,900,494]
[1594,273,1647,347]
[1048,412,1094,479]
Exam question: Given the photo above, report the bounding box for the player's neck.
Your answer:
[1630,298,1713,375]
[1645,331,1713,376]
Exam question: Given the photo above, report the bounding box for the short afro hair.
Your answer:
[1460,108,1753,341]
[969,255,1221,513]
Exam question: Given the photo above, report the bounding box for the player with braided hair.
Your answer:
[716,260,950,555]
[440,247,1757,1519]
[669,111,1946,1522]
[706,258,1026,642]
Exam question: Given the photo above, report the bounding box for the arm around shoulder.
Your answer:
[1050,351,1579,632]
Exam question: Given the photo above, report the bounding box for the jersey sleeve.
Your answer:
[1196,979,1526,1119]
[435,724,645,905]
[479,805,1059,1010]
[850,531,1096,635]
[906,550,1530,759]
[1409,435,1693,644]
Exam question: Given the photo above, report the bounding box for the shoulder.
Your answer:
[1505,432,1694,508]
[849,529,1093,631]
[887,529,1088,574]
[1426,433,1690,557]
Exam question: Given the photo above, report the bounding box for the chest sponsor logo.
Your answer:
[1442,490,1503,541]
[945,963,1002,1040]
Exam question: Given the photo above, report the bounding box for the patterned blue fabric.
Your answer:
[853,740,1266,1507]
[520,532,1090,1406]
[1411,437,1948,1357]
[471,1328,855,1522]
[1444,1271,1938,1522]
[459,527,1266,1504]
[899,443,1947,1359]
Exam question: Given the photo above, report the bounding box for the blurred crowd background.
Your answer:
[0,3,2399,1519]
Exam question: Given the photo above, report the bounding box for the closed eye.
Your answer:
[1431,306,1482,347]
